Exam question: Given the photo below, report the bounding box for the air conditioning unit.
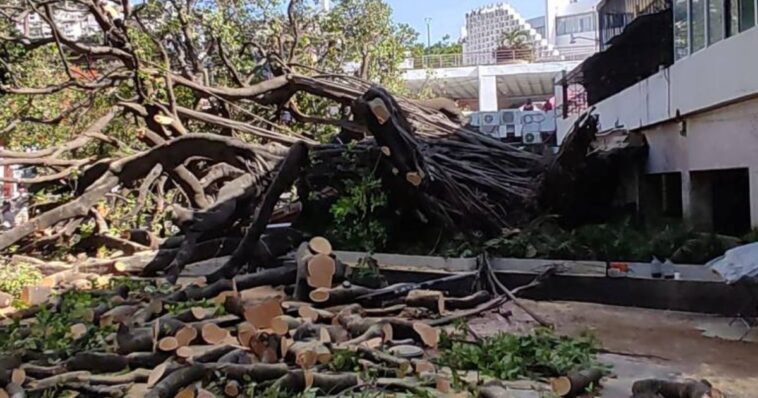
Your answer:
[499,110,517,124]
[478,112,500,137]
[468,113,481,127]
[522,131,543,145]
[480,112,499,126]
[498,110,519,138]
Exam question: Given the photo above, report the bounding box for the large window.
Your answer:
[691,0,706,52]
[556,13,596,35]
[709,0,725,44]
[739,0,756,31]
[674,0,690,60]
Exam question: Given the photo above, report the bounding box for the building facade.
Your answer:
[18,2,102,40]
[557,0,758,234]
[462,3,556,65]
[546,0,602,58]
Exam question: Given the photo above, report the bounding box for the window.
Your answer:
[691,0,706,52]
[709,0,724,44]
[739,0,756,31]
[674,0,689,60]
[556,13,596,35]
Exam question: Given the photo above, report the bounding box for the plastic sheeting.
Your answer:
[708,242,758,284]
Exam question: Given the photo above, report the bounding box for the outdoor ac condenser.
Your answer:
[479,112,500,137]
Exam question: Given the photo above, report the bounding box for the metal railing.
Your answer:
[405,45,597,69]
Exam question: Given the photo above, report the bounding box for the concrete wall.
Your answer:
[557,25,758,228]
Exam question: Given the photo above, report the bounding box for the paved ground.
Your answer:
[467,300,758,397]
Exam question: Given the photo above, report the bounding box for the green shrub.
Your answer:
[0,262,43,297]
[438,328,602,380]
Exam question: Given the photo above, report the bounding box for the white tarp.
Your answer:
[708,242,758,284]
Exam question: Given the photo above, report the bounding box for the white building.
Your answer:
[462,3,556,65]
[556,0,758,234]
[462,1,601,65]
[18,2,103,40]
[546,0,602,58]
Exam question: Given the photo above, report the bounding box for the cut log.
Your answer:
[27,371,90,391]
[99,304,140,327]
[273,370,358,395]
[367,97,391,125]
[126,352,172,370]
[406,172,423,186]
[297,305,334,323]
[271,315,303,335]
[224,380,241,397]
[411,359,435,374]
[66,352,129,373]
[147,362,172,388]
[237,323,255,348]
[176,386,196,398]
[78,368,151,385]
[145,365,205,398]
[218,349,253,365]
[412,322,439,348]
[309,285,374,307]
[201,323,229,345]
[10,369,25,386]
[551,368,604,397]
[356,346,410,375]
[243,299,283,329]
[204,363,288,382]
[293,242,313,302]
[287,341,332,368]
[169,264,296,302]
[308,237,332,255]
[306,254,336,288]
[292,323,349,344]
[158,336,180,352]
[405,290,444,314]
[175,326,198,347]
[631,379,724,398]
[20,286,51,306]
[197,388,214,398]
[70,323,88,340]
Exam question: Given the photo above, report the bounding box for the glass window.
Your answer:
[739,0,756,31]
[691,0,706,52]
[709,0,724,44]
[556,13,596,35]
[674,0,690,60]
[728,0,740,37]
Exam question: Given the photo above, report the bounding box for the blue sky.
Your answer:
[386,1,545,44]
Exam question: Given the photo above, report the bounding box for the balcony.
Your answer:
[403,45,597,70]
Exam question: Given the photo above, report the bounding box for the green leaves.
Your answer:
[329,175,388,253]
[438,328,603,380]
[0,262,42,298]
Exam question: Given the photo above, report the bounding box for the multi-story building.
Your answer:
[556,0,758,234]
[546,0,602,59]
[462,3,557,65]
[462,2,601,66]
[18,1,102,40]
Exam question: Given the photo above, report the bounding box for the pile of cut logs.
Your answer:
[0,236,542,397]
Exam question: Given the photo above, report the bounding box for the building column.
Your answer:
[478,73,498,112]
[681,171,692,223]
[750,167,758,229]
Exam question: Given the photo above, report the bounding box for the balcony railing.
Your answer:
[404,45,597,69]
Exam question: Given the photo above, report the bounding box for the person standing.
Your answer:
[2,202,14,230]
